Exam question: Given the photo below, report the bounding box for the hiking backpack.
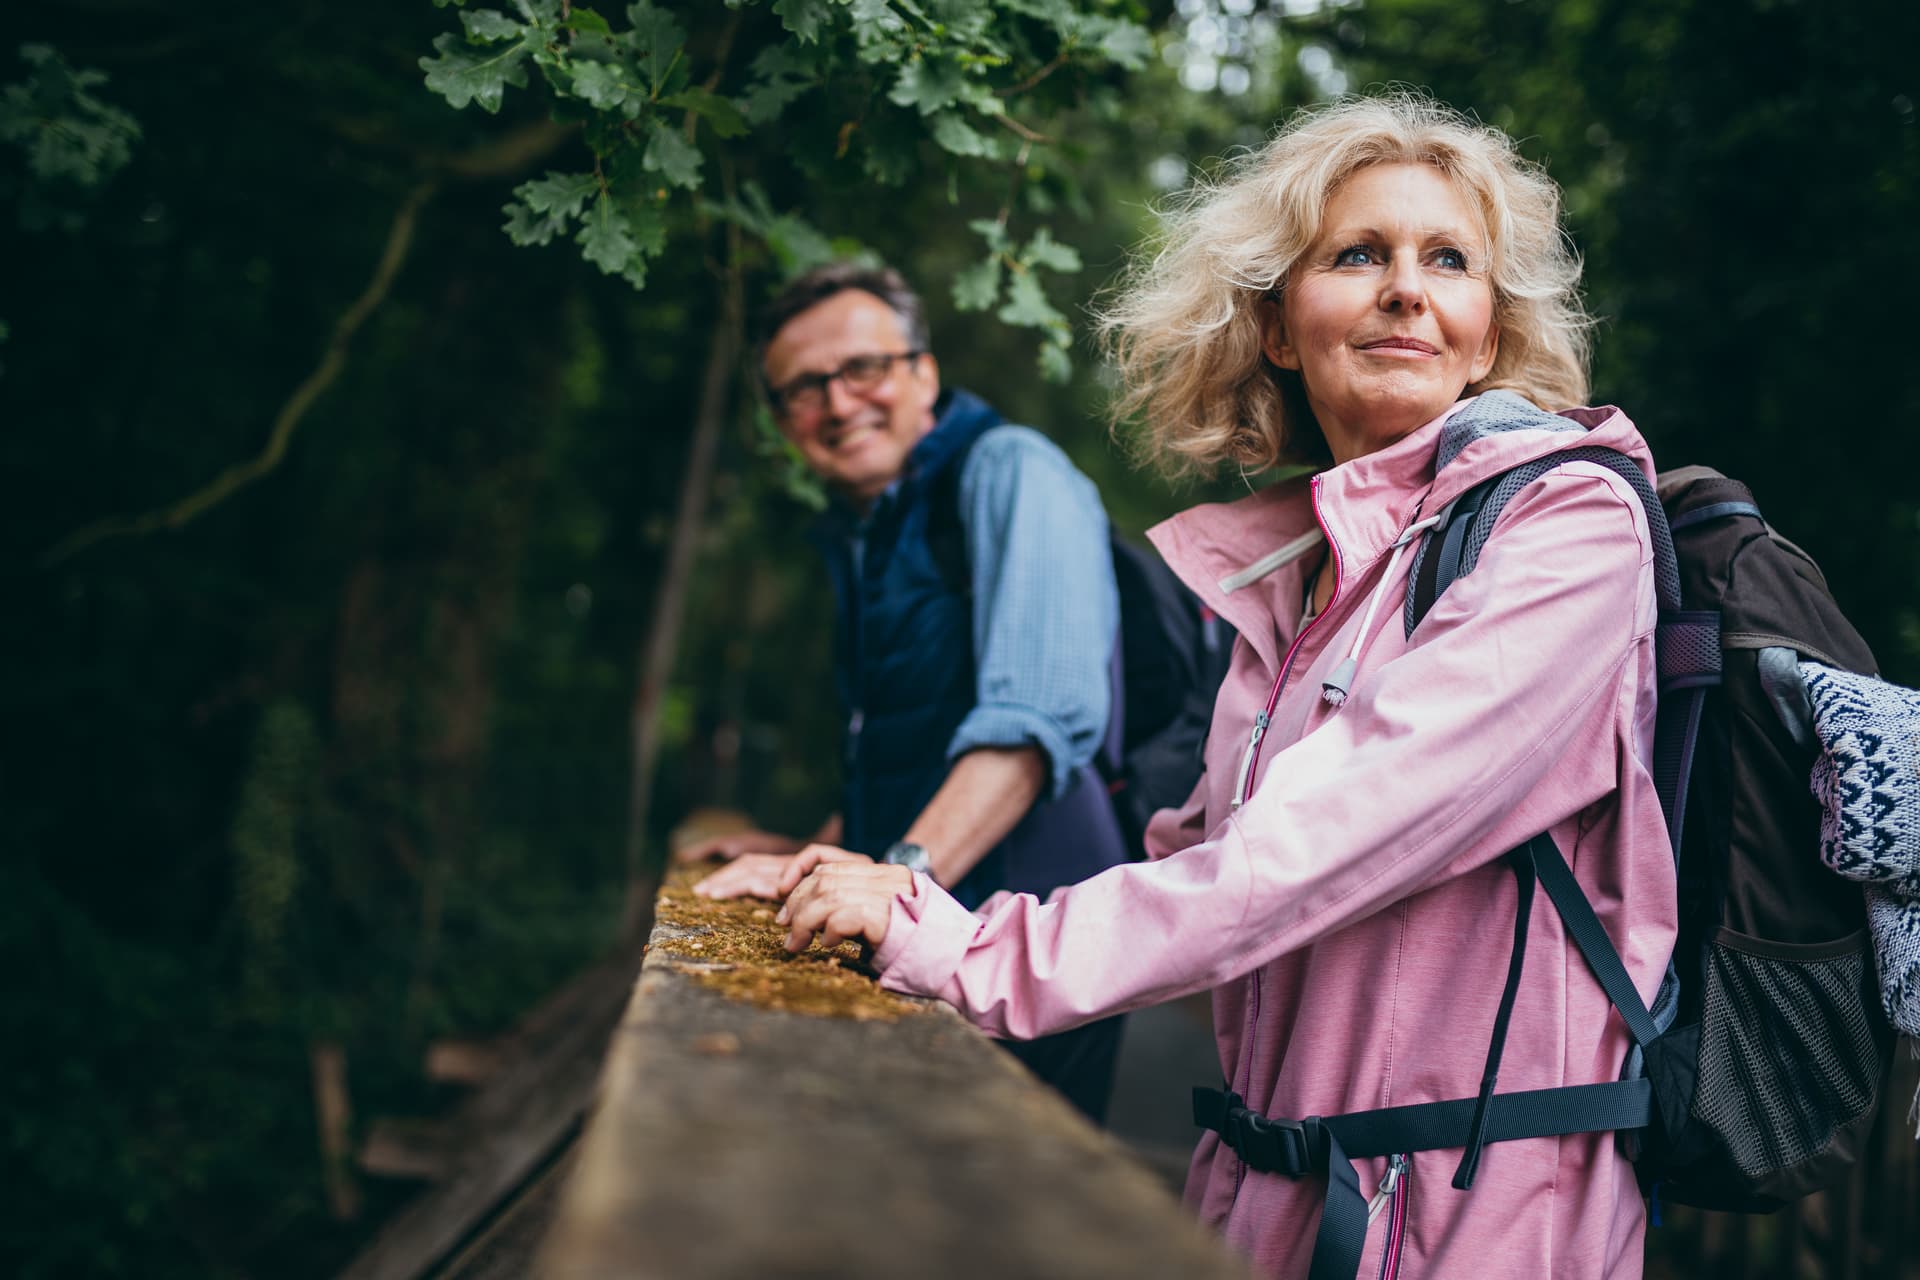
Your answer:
[1192,448,1898,1280]
[1104,537,1234,856]
[927,450,1232,859]
[1402,453,1896,1214]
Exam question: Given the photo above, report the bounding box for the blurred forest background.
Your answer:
[3,0,1916,1276]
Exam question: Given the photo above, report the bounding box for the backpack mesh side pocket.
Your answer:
[1691,927,1884,1198]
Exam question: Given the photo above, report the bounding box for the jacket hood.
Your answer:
[1146,392,1654,671]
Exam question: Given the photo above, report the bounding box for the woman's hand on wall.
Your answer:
[778,855,912,953]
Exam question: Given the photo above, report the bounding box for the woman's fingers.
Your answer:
[692,853,793,900]
[783,880,845,952]
[775,844,871,897]
[779,863,910,953]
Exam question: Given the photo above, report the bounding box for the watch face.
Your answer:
[886,841,930,872]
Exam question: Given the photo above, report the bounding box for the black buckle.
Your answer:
[1228,1107,1314,1176]
[1194,1087,1317,1176]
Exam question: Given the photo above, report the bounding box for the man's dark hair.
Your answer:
[756,262,931,361]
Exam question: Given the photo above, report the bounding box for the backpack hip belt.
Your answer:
[1193,1075,1653,1280]
[1198,827,1665,1280]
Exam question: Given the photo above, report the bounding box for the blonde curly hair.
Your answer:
[1100,93,1592,476]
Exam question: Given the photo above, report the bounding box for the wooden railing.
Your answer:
[536,871,1250,1279]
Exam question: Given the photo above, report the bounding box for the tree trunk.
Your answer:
[621,260,745,938]
[311,1040,361,1221]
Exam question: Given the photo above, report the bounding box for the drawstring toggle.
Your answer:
[1318,512,1442,709]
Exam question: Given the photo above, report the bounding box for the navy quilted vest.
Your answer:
[811,389,1125,908]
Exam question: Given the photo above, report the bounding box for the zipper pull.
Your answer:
[1229,712,1271,811]
[1366,1153,1409,1224]
[845,708,865,765]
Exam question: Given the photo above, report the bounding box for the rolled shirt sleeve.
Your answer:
[944,426,1119,798]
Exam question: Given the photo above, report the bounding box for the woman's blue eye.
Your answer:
[1434,247,1468,270]
[1335,245,1376,266]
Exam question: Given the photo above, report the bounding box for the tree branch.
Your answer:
[994,113,1051,145]
[432,118,577,179]
[318,116,577,180]
[682,8,743,142]
[1006,52,1069,97]
[620,162,745,939]
[41,182,437,566]
[996,140,1034,229]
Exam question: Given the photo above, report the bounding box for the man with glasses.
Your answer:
[684,262,1128,1122]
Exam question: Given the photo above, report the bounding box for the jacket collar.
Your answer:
[1147,393,1653,671]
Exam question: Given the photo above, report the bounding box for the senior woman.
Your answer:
[776,95,1676,1278]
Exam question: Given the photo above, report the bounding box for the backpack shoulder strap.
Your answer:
[1403,445,1713,852]
[1404,445,1683,637]
[1405,472,1501,635]
[923,441,975,597]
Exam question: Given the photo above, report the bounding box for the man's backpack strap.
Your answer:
[924,451,972,598]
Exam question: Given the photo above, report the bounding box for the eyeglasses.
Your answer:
[768,350,924,419]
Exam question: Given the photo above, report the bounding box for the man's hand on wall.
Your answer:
[695,845,872,901]
[675,829,807,864]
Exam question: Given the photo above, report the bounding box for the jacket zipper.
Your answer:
[1229,475,1343,1202]
[1230,474,1343,811]
[1374,1154,1411,1280]
[845,531,868,811]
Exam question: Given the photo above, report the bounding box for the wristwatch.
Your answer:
[882,840,933,876]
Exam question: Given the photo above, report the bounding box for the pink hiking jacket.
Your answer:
[873,395,1677,1278]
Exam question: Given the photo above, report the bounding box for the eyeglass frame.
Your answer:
[765,349,927,420]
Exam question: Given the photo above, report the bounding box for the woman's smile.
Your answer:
[1261,162,1501,464]
[1355,336,1442,357]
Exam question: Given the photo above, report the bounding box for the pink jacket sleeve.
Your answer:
[873,467,1656,1039]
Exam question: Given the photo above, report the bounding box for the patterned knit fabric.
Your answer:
[1802,661,1920,1038]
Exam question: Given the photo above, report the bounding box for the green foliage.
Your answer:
[419,0,1154,375]
[230,701,322,991]
[740,45,813,123]
[0,44,141,231]
[950,219,1084,382]
[504,168,599,245]
[419,30,532,112]
[749,402,829,510]
[703,179,852,275]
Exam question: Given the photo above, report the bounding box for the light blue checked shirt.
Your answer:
[946,424,1119,798]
